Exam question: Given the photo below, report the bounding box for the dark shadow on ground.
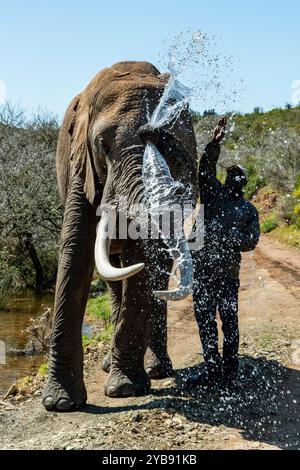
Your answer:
[82,355,300,450]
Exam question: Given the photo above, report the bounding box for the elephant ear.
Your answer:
[57,93,101,206]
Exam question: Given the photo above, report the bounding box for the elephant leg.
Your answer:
[102,275,173,379]
[42,174,97,411]
[102,255,122,374]
[105,240,151,397]
[145,298,173,379]
[145,245,173,379]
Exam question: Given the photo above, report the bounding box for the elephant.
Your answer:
[42,61,197,411]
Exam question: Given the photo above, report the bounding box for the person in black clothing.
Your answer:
[189,116,260,388]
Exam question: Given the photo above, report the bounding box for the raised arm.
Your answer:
[198,116,227,202]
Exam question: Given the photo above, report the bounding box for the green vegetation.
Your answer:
[194,106,300,194]
[38,363,49,377]
[85,293,111,323]
[89,277,107,295]
[83,292,113,349]
[260,216,279,234]
[82,324,114,351]
[269,225,300,249]
[16,375,33,394]
[0,103,61,298]
[194,106,300,247]
[242,157,266,200]
[292,175,300,228]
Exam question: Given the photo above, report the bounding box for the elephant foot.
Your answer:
[145,351,173,380]
[42,374,87,412]
[105,367,150,398]
[101,351,111,373]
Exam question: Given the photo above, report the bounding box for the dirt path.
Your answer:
[0,235,299,450]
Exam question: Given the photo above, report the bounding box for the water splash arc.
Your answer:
[142,77,194,301]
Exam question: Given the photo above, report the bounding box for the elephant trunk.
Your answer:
[95,141,194,300]
[142,140,194,301]
[153,238,193,301]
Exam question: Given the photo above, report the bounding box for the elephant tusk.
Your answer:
[153,238,193,301]
[94,211,145,281]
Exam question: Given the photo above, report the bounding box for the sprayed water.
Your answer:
[141,30,241,291]
[149,78,190,129]
[158,30,243,114]
[142,76,194,294]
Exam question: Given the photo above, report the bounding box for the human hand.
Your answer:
[213,116,227,142]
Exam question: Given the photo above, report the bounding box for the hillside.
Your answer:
[193,106,300,248]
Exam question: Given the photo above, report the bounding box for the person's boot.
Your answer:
[186,358,222,388]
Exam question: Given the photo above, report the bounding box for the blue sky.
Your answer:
[0,0,299,118]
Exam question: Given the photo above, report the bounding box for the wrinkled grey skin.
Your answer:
[42,61,197,411]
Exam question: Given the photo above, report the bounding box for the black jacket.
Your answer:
[195,141,260,279]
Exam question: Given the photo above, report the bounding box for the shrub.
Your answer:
[244,173,265,200]
[85,294,111,324]
[38,363,49,377]
[293,201,300,228]
[291,175,300,227]
[82,323,114,350]
[0,103,62,293]
[24,307,52,354]
[269,226,300,249]
[89,276,107,296]
[261,215,279,233]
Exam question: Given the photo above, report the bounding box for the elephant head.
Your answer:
[58,61,196,292]
[43,61,197,411]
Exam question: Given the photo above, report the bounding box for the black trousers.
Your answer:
[192,269,240,374]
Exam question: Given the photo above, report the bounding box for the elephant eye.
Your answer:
[96,136,110,155]
[102,140,110,154]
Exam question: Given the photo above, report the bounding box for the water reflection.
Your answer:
[0,290,53,394]
[0,290,94,395]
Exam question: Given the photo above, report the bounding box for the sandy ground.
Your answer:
[0,235,299,450]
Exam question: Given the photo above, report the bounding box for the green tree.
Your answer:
[0,103,62,294]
